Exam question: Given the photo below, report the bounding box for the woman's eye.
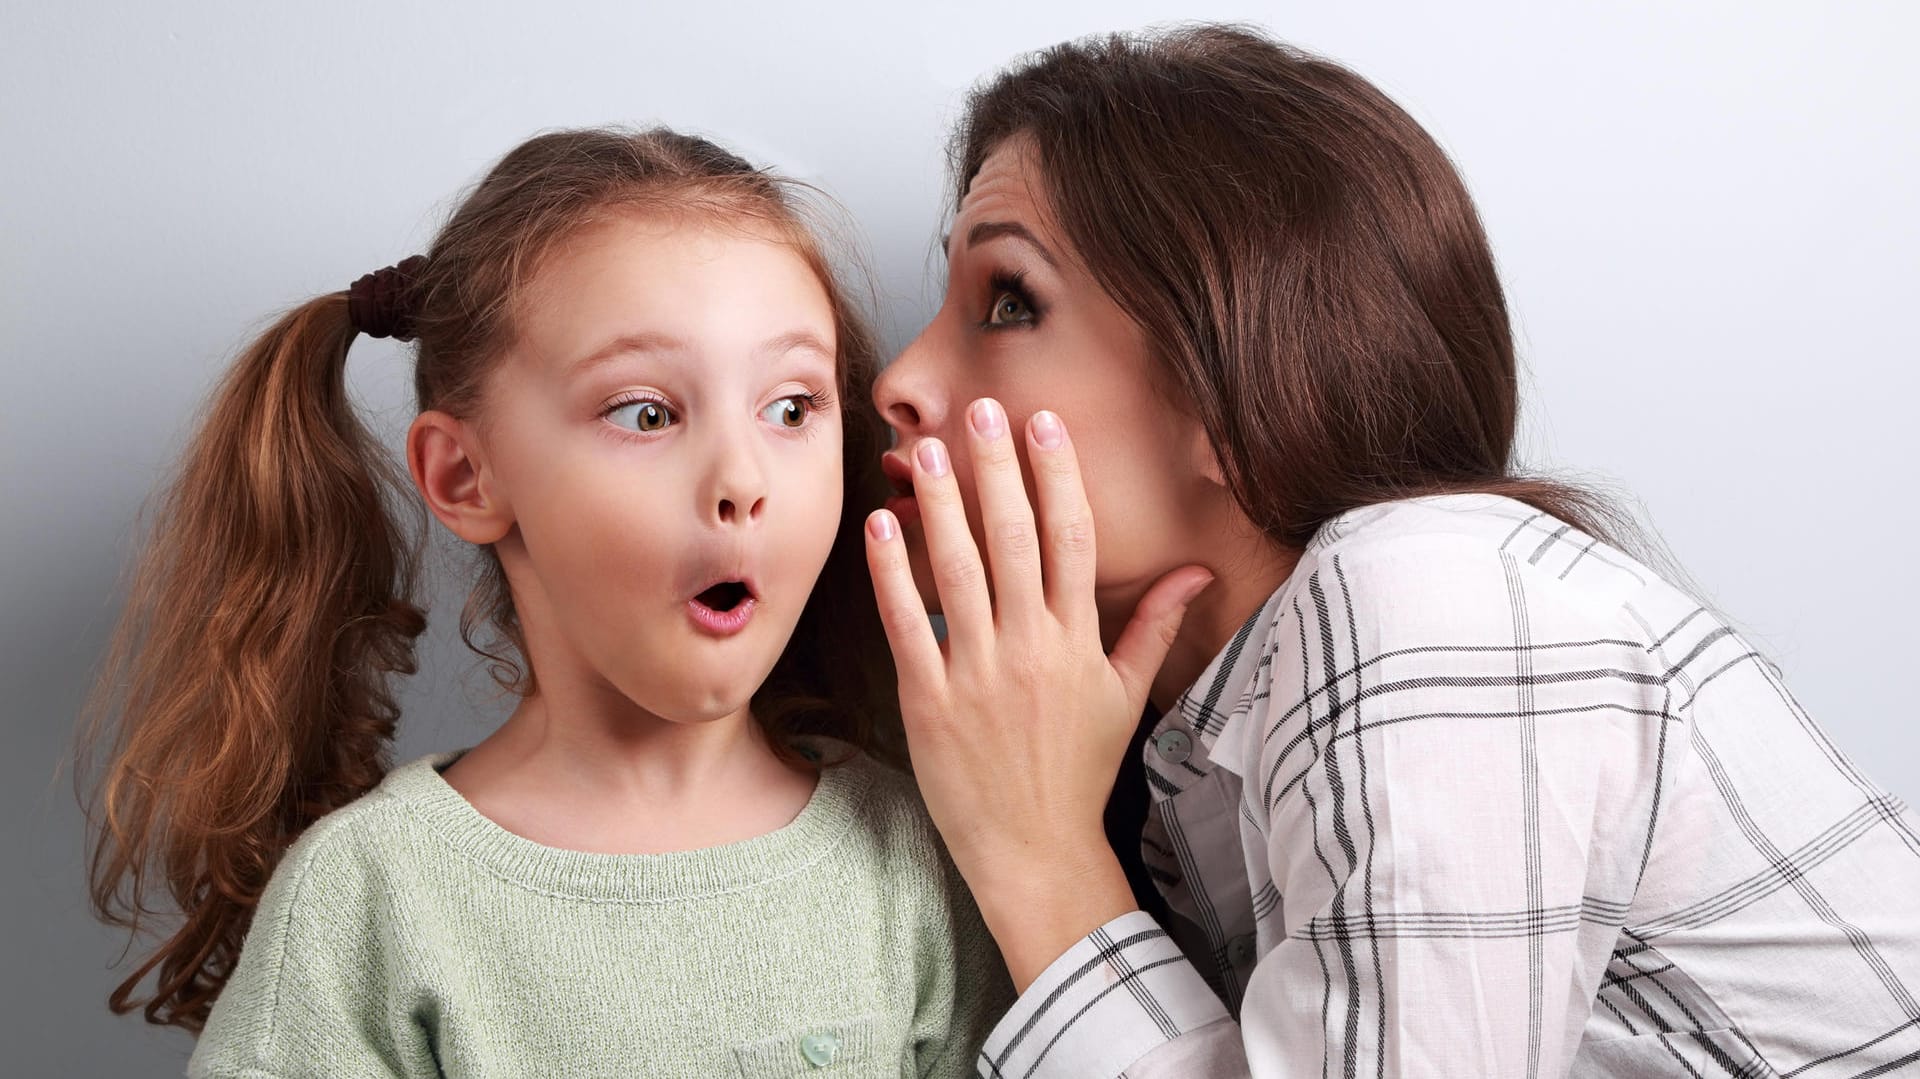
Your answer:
[763,396,809,428]
[609,400,675,432]
[987,290,1033,326]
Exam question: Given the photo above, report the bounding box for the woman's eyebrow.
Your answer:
[940,221,1061,269]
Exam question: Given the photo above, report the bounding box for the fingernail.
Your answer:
[915,438,950,477]
[1031,410,1064,449]
[867,510,897,541]
[969,398,1007,440]
[1183,573,1216,604]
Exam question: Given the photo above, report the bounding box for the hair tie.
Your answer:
[346,255,428,341]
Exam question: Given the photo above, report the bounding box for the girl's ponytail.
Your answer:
[79,290,426,1031]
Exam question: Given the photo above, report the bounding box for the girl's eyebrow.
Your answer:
[759,329,835,366]
[568,331,685,376]
[567,329,833,376]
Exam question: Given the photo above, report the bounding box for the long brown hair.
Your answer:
[77,127,894,1032]
[955,24,1638,549]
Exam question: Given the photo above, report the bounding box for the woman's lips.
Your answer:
[880,450,920,529]
[885,493,921,530]
[880,450,914,494]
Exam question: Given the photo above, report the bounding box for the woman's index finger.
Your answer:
[864,509,946,704]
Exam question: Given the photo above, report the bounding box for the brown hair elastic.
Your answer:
[346,255,428,340]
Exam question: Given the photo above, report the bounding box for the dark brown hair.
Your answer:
[78,127,895,1032]
[955,24,1636,548]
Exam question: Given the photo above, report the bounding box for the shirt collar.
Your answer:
[1147,583,1290,790]
[1146,503,1382,793]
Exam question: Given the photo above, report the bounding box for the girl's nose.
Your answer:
[715,489,764,526]
[705,431,768,528]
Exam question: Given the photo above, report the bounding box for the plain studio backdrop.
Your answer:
[4,0,1915,1070]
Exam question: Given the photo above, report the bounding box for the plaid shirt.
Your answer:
[978,494,1920,1078]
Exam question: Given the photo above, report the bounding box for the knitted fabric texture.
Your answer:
[189,748,1011,1078]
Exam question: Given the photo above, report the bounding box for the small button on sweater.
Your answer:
[189,747,1012,1078]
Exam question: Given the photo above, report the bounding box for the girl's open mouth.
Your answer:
[687,580,757,637]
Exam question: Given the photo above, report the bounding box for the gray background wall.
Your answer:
[4,1,1914,1071]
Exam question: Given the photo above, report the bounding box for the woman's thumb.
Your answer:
[1108,565,1215,706]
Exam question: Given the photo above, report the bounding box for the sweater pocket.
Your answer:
[733,1014,893,1078]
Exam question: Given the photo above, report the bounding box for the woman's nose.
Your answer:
[872,326,948,437]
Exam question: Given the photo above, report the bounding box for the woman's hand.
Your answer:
[864,398,1213,990]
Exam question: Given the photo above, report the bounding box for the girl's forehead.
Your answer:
[526,218,828,320]
[502,222,837,384]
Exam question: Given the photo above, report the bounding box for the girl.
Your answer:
[82,126,1009,1077]
[864,25,1920,1079]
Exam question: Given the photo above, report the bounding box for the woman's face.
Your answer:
[873,136,1218,637]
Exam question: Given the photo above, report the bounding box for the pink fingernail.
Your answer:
[1031,410,1064,449]
[916,438,950,477]
[867,510,897,541]
[969,398,1007,440]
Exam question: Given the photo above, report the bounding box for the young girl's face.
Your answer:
[476,213,844,725]
[873,137,1216,639]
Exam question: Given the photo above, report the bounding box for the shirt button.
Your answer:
[1227,934,1257,967]
[800,1032,839,1067]
[1154,728,1193,764]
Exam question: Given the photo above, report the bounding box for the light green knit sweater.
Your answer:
[189,746,1012,1078]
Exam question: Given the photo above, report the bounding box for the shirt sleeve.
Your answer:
[975,910,1243,1078]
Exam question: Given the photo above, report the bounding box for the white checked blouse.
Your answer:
[977,494,1920,1078]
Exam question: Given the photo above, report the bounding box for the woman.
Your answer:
[863,24,1920,1078]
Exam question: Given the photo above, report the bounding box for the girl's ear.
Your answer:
[408,410,514,544]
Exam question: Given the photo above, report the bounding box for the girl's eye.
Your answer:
[987,290,1033,326]
[608,400,675,432]
[763,395,810,428]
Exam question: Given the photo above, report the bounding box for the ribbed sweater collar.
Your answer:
[380,748,876,903]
